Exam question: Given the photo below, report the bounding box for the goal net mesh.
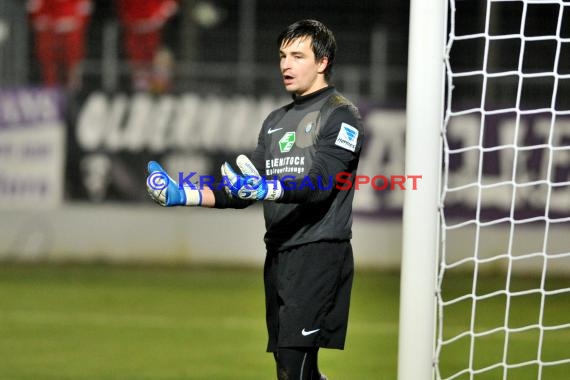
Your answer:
[436,1,570,379]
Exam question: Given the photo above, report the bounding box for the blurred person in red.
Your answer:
[27,0,92,91]
[115,0,178,93]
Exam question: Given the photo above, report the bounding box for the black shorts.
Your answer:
[264,240,354,352]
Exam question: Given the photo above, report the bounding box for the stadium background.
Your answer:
[0,0,415,267]
[0,0,566,268]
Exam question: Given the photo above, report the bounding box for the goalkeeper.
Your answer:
[147,19,363,380]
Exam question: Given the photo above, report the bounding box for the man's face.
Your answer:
[279,37,328,96]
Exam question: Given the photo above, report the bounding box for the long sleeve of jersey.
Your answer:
[212,190,253,209]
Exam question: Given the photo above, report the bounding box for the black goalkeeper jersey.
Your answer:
[215,86,364,251]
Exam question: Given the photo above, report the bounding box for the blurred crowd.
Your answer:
[27,0,179,93]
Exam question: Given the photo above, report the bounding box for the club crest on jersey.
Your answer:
[279,132,296,153]
[335,123,358,152]
[305,122,314,133]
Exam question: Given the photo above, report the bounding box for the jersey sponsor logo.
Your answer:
[267,127,283,134]
[279,131,296,153]
[265,156,306,175]
[301,328,320,336]
[335,123,358,152]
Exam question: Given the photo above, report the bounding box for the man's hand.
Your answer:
[146,161,202,206]
[221,155,283,201]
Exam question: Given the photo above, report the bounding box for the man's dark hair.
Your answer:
[277,19,337,81]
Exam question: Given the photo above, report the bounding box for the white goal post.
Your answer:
[399,1,570,379]
[397,0,447,379]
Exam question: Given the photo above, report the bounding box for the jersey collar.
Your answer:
[292,86,335,106]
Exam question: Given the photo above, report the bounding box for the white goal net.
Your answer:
[436,0,570,379]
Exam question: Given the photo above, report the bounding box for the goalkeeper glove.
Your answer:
[221,155,283,201]
[146,161,202,206]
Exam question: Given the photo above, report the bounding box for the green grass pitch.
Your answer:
[0,264,398,380]
[0,264,568,379]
